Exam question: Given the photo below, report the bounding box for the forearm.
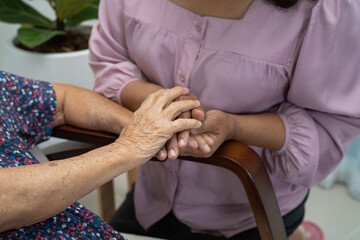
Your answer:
[121,79,163,111]
[229,112,285,151]
[0,140,133,232]
[54,83,132,134]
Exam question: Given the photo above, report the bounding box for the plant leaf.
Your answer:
[0,0,53,28]
[18,27,65,48]
[55,0,97,21]
[66,1,99,27]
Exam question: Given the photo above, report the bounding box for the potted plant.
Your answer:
[0,0,99,89]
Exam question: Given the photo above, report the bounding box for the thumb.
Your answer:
[191,119,208,135]
[192,107,206,121]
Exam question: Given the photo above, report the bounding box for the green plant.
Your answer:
[0,0,99,48]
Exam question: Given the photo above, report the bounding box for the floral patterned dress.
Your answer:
[0,71,126,240]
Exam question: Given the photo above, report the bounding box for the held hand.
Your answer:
[180,110,234,158]
[159,94,206,160]
[176,94,206,148]
[158,132,215,160]
[118,87,202,164]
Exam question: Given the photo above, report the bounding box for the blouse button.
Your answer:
[195,23,202,32]
[178,73,186,82]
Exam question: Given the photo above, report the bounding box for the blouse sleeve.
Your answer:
[263,0,360,187]
[88,0,145,104]
[0,71,56,149]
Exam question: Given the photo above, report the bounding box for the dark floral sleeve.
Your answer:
[0,71,56,149]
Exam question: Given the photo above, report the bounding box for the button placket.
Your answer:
[176,19,206,87]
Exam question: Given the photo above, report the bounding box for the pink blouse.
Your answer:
[89,0,360,237]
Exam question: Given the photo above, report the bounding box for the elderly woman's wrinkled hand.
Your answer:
[156,94,216,161]
[118,87,202,164]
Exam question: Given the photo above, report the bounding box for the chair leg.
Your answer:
[127,167,138,190]
[97,180,115,222]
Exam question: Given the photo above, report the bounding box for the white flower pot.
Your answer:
[4,37,94,89]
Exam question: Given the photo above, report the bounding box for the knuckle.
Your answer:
[167,103,177,113]
[171,120,181,130]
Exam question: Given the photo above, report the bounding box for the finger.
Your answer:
[188,136,199,149]
[164,100,201,120]
[204,133,215,145]
[179,144,203,156]
[192,134,211,153]
[139,88,166,110]
[191,107,206,121]
[177,111,191,149]
[175,93,198,102]
[153,87,190,108]
[191,118,207,135]
[171,118,202,133]
[166,135,179,160]
[176,94,202,118]
[178,110,191,120]
[178,130,189,149]
[156,146,167,161]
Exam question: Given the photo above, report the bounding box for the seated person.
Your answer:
[0,71,202,239]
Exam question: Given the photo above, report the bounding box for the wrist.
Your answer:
[114,135,149,168]
[108,139,141,171]
[226,113,243,141]
[224,112,238,141]
[114,110,133,134]
[121,79,164,111]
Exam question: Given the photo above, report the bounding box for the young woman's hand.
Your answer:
[180,110,235,158]
[118,87,202,164]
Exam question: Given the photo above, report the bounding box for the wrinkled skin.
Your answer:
[118,87,202,164]
[158,94,215,160]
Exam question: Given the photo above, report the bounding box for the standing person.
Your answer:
[0,71,202,239]
[88,0,360,239]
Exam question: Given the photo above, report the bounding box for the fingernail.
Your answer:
[169,149,176,158]
[204,144,211,152]
[205,135,214,145]
[179,139,185,147]
[159,150,165,158]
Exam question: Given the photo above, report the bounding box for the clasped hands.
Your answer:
[155,92,234,161]
[119,87,234,164]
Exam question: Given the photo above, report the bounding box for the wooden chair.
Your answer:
[48,124,287,240]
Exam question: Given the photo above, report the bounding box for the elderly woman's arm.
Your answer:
[0,86,201,232]
[53,83,133,133]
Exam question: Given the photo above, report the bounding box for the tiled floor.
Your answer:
[79,173,360,240]
[304,184,360,240]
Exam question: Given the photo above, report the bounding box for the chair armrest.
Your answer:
[180,141,287,240]
[51,125,286,240]
[51,125,118,145]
